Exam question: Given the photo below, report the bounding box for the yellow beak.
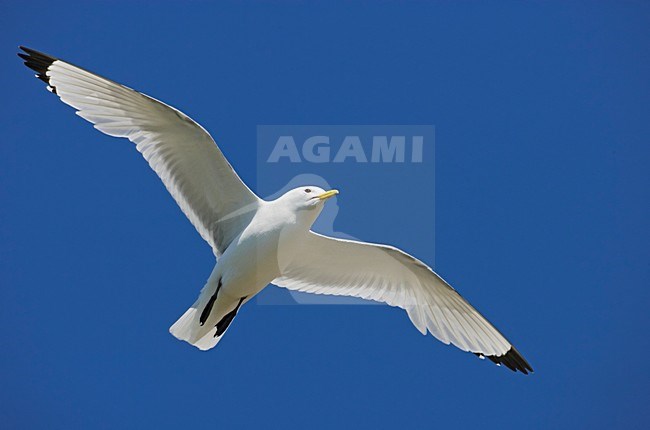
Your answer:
[317,189,339,200]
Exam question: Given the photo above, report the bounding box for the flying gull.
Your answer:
[18,47,533,374]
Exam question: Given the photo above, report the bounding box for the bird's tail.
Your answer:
[169,275,244,351]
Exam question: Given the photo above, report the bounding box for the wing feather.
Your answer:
[272,231,533,373]
[19,47,259,255]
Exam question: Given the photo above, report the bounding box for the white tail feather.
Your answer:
[169,303,227,351]
[169,274,242,351]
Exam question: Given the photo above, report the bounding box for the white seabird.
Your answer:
[19,47,533,374]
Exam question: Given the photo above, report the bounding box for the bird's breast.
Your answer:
[217,205,311,297]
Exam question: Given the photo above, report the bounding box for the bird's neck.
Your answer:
[260,200,320,233]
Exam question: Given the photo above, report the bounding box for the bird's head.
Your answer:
[276,186,339,225]
[282,186,339,209]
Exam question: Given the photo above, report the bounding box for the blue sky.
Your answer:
[2,1,649,429]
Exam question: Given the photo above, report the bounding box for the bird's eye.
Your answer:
[305,188,311,193]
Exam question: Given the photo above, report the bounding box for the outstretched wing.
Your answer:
[19,46,259,256]
[273,232,533,374]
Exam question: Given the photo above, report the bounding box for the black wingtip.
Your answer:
[475,347,534,375]
[18,46,59,94]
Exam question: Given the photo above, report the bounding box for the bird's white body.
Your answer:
[170,191,327,348]
[220,193,324,297]
[19,46,533,373]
